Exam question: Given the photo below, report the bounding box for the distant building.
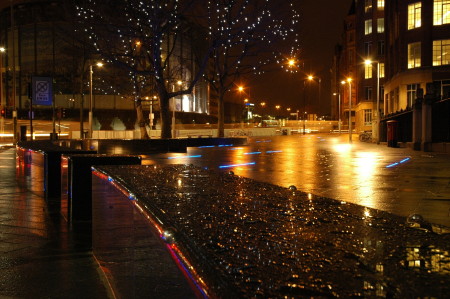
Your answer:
[332,1,357,133]
[334,0,385,137]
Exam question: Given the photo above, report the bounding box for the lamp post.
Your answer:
[0,47,4,136]
[303,79,307,135]
[260,102,266,121]
[333,92,341,134]
[0,47,4,107]
[172,80,183,138]
[88,62,103,139]
[345,78,353,143]
[365,59,380,143]
[303,75,321,134]
[149,95,157,137]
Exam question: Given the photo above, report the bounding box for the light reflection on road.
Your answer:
[142,134,450,227]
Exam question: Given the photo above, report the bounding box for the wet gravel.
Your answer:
[95,164,450,298]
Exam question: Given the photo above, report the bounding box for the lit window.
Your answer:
[434,0,450,25]
[408,3,422,29]
[377,18,385,33]
[365,63,373,79]
[379,63,385,78]
[408,42,421,68]
[365,20,373,35]
[364,109,372,126]
[433,39,450,65]
[378,0,385,9]
[365,0,373,12]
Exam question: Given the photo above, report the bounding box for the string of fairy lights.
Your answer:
[207,0,300,81]
[76,0,301,98]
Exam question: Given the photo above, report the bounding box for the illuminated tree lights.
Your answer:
[77,0,300,138]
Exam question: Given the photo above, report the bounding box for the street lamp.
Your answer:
[88,62,103,139]
[0,47,4,136]
[342,78,353,143]
[303,75,320,134]
[0,47,5,109]
[333,92,341,134]
[365,59,380,143]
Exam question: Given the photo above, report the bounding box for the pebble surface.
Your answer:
[95,164,450,298]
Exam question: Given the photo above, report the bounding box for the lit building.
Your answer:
[333,1,357,132]
[335,0,450,149]
[383,0,450,148]
[334,0,385,136]
[355,0,386,138]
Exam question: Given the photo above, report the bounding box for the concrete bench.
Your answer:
[66,154,142,222]
[17,141,96,199]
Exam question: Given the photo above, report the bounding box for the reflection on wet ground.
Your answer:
[142,134,450,227]
[95,164,450,298]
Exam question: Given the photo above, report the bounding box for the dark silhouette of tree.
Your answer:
[77,0,299,138]
[204,0,300,137]
[77,0,214,138]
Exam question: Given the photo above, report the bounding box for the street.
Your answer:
[143,134,450,227]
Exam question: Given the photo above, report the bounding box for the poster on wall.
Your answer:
[32,76,53,106]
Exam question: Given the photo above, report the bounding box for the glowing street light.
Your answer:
[88,62,103,139]
[333,92,341,134]
[288,58,296,67]
[0,47,5,137]
[0,47,5,110]
[303,75,321,135]
[342,78,353,143]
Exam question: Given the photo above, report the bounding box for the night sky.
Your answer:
[247,0,353,117]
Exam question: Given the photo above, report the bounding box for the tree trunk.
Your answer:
[136,99,149,139]
[160,94,172,138]
[217,91,225,137]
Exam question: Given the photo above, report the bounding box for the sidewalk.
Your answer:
[1,137,450,298]
[0,146,110,298]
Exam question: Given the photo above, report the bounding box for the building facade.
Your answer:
[384,0,450,111]
[355,0,386,139]
[334,0,386,137]
[335,0,450,148]
[333,2,357,132]
[383,0,450,148]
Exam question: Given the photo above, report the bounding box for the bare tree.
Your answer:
[77,0,214,138]
[204,0,300,137]
[77,0,299,138]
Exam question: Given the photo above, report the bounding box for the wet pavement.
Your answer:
[0,146,110,298]
[143,134,450,227]
[1,133,450,298]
